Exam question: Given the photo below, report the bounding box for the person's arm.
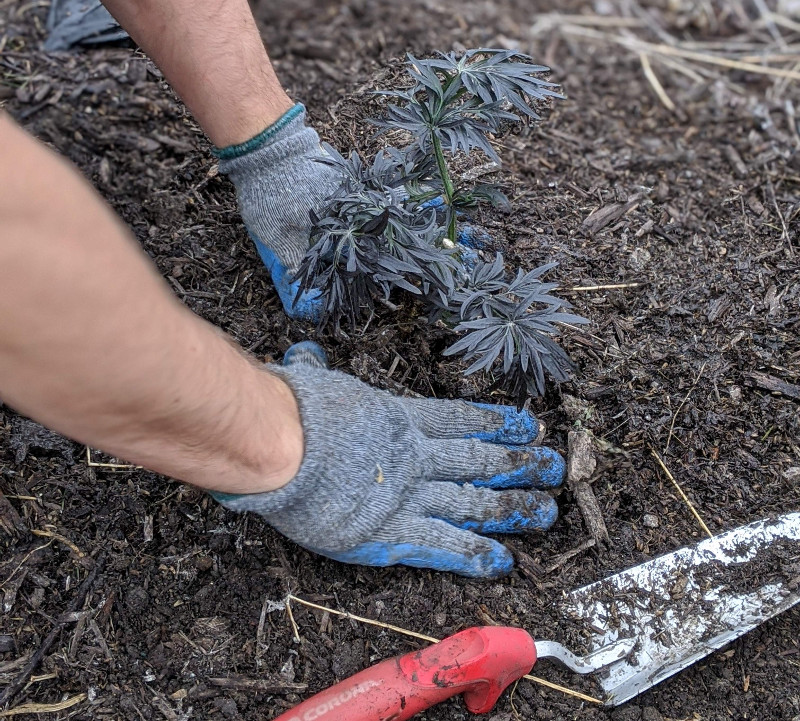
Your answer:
[0,112,302,494]
[99,0,293,147]
[0,115,566,579]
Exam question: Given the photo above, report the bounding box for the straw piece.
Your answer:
[285,597,301,644]
[651,450,713,538]
[286,593,438,643]
[665,361,707,454]
[0,542,52,591]
[566,281,645,292]
[522,673,603,704]
[562,25,800,80]
[85,446,139,469]
[640,52,676,111]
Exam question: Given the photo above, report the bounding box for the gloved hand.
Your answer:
[216,105,493,320]
[211,341,565,578]
[215,104,340,321]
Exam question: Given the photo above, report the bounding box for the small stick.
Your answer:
[723,145,748,178]
[286,594,603,704]
[664,361,707,454]
[565,281,646,292]
[639,53,676,112]
[546,538,596,573]
[284,597,301,644]
[0,694,87,717]
[85,446,138,470]
[0,555,105,708]
[31,529,84,558]
[651,450,713,538]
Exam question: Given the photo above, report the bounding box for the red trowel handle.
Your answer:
[272,626,537,721]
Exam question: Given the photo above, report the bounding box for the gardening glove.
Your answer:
[215,104,340,321]
[423,196,492,269]
[211,341,565,578]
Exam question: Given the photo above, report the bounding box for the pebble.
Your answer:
[784,467,800,482]
[642,513,660,528]
[628,246,652,271]
[214,697,239,719]
[125,585,149,613]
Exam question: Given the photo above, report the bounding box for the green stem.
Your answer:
[431,131,457,243]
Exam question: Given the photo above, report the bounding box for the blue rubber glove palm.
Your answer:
[212,342,564,578]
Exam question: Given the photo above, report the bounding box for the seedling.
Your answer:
[294,48,588,402]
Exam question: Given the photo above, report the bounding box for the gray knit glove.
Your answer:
[211,342,565,578]
[215,104,339,320]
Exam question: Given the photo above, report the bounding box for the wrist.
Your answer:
[209,93,295,149]
[201,360,304,496]
[113,321,304,497]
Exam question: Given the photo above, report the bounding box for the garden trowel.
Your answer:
[271,512,800,720]
[562,510,800,704]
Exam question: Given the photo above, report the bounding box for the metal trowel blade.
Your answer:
[561,512,800,706]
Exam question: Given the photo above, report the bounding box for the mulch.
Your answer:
[1,0,799,719]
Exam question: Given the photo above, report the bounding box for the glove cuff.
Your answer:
[207,363,324,517]
[212,103,306,160]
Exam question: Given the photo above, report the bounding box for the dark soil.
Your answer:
[2,1,799,719]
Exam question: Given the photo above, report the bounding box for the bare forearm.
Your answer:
[100,0,293,146]
[0,113,301,492]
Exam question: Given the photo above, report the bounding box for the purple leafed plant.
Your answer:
[294,48,588,403]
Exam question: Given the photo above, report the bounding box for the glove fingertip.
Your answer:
[461,493,558,535]
[475,543,515,578]
[249,231,323,322]
[456,224,490,250]
[467,402,539,445]
[536,448,566,489]
[283,341,328,369]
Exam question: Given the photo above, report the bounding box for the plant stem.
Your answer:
[431,131,457,243]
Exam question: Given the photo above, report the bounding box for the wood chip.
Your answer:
[567,431,610,545]
[581,195,642,234]
[723,144,748,178]
[746,372,800,400]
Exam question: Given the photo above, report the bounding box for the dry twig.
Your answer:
[651,450,713,538]
[0,694,86,717]
[664,361,708,454]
